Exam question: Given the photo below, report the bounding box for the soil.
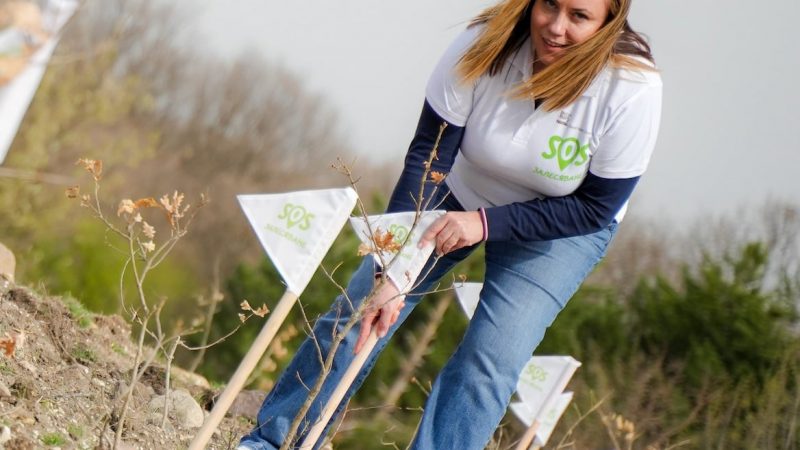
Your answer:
[0,283,256,450]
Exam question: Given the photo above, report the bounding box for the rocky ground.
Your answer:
[0,282,259,450]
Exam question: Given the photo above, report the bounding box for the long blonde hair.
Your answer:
[458,0,654,111]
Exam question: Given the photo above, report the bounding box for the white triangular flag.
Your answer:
[516,356,580,423]
[0,0,79,163]
[454,283,579,446]
[349,210,444,292]
[238,188,358,296]
[510,391,574,448]
[454,282,482,318]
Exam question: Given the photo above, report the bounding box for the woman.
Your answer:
[240,0,661,448]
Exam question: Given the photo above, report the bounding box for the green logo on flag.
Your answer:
[264,203,314,249]
[542,135,589,171]
[522,363,547,388]
[278,203,314,230]
[389,224,409,245]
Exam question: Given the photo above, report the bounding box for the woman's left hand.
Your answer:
[419,211,483,255]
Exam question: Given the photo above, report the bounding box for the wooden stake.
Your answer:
[378,294,450,419]
[190,290,299,450]
[298,330,379,449]
[514,420,540,450]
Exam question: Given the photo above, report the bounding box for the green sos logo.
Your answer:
[522,363,547,385]
[542,135,589,171]
[278,203,314,230]
[389,224,409,245]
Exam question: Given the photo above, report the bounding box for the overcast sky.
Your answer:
[172,0,800,225]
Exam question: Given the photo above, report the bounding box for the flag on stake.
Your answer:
[445,280,582,450]
[349,210,445,291]
[192,188,358,450]
[454,282,482,318]
[511,356,580,450]
[0,0,79,163]
[510,391,574,448]
[516,355,580,420]
[238,188,358,296]
[299,210,444,449]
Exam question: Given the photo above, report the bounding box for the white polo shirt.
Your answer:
[426,25,662,223]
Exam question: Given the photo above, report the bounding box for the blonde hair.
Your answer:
[458,0,654,111]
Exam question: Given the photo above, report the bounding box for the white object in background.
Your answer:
[238,187,358,296]
[300,210,444,449]
[349,210,444,292]
[516,356,580,423]
[454,281,482,318]
[192,187,358,450]
[0,0,79,163]
[449,285,583,448]
[510,391,574,448]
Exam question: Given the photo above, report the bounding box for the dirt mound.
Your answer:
[0,284,254,449]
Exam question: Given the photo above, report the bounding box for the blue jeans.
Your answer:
[240,195,617,450]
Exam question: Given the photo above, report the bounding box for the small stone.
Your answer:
[91,378,106,388]
[170,389,204,428]
[0,425,11,444]
[0,241,15,283]
[113,381,155,406]
[0,380,11,398]
[229,390,266,419]
[148,389,204,429]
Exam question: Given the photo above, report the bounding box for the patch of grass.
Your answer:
[237,415,256,426]
[0,361,13,375]
[111,342,126,355]
[40,399,54,411]
[63,296,94,329]
[67,423,85,439]
[71,344,97,364]
[41,432,67,446]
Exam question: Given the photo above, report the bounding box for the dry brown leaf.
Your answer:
[357,242,373,256]
[252,304,270,318]
[374,229,402,254]
[160,191,189,228]
[273,345,288,358]
[142,241,155,253]
[134,197,159,209]
[238,313,246,323]
[117,199,135,216]
[430,171,446,184]
[76,158,102,180]
[65,185,79,199]
[142,222,156,239]
[0,335,16,357]
[240,300,252,311]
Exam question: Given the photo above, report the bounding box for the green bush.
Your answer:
[24,218,199,315]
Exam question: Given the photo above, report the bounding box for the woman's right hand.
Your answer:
[354,279,404,354]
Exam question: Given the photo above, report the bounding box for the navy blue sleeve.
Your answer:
[386,100,465,213]
[483,172,640,241]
